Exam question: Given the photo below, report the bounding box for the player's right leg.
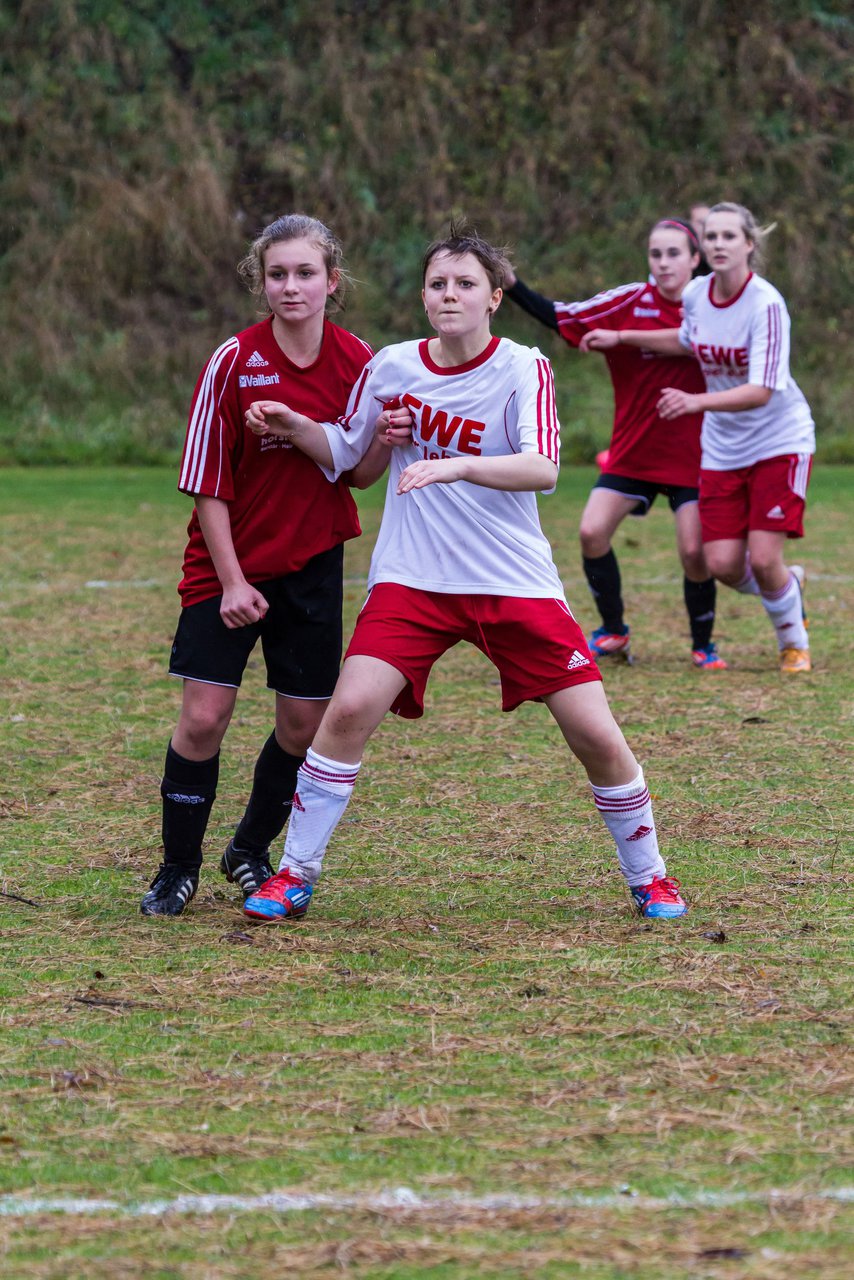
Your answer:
[579,483,643,661]
[142,596,258,917]
[141,680,238,917]
[243,656,407,921]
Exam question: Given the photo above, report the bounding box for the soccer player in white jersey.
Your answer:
[582,203,815,675]
[140,215,385,918]
[237,223,689,923]
[505,218,725,670]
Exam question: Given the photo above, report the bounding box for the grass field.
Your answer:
[1,465,851,1279]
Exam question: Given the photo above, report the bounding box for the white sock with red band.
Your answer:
[591,770,666,888]
[761,572,809,650]
[279,747,361,884]
[734,562,761,596]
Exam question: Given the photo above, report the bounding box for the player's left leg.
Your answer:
[743,455,811,673]
[545,682,688,918]
[673,498,726,670]
[748,529,810,673]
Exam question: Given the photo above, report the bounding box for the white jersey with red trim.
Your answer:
[320,335,565,598]
[679,274,815,470]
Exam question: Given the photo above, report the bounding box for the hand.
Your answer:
[246,400,301,438]
[375,402,414,448]
[504,265,518,288]
[579,329,619,352]
[219,582,269,629]
[397,457,465,493]
[657,388,701,419]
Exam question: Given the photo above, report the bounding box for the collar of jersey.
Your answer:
[708,271,753,309]
[418,334,500,376]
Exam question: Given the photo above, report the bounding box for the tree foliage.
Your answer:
[1,0,851,459]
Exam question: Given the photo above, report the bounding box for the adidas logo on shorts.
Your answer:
[766,505,785,519]
[566,649,591,671]
[245,350,269,368]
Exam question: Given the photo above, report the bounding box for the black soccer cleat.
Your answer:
[219,840,275,899]
[140,863,199,917]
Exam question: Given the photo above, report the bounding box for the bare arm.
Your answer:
[245,401,334,469]
[657,383,774,419]
[396,451,558,495]
[580,328,686,355]
[195,495,268,628]
[349,406,415,490]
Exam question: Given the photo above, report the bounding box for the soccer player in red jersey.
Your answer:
[505,219,725,670]
[141,214,390,917]
[238,224,689,924]
[593,204,815,675]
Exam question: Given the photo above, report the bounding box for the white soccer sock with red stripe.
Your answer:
[734,559,760,595]
[590,770,666,888]
[760,572,809,650]
[279,747,361,884]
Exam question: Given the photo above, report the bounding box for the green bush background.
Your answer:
[1,0,851,463]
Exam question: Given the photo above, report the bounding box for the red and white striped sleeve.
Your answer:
[516,350,560,470]
[178,337,241,498]
[747,297,791,391]
[554,282,644,348]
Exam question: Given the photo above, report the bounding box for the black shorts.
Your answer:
[594,472,699,516]
[168,545,344,697]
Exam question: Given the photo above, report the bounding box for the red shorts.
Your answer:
[345,583,602,719]
[699,453,812,543]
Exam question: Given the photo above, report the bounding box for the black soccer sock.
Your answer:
[232,733,304,854]
[582,550,625,633]
[684,576,717,649]
[160,743,219,868]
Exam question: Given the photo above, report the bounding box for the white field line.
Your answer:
[0,1185,851,1218]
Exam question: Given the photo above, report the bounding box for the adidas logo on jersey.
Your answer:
[766,505,785,519]
[640,291,654,303]
[245,350,269,368]
[566,649,591,671]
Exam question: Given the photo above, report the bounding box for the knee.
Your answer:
[704,548,742,585]
[176,705,231,755]
[680,546,707,580]
[323,690,376,743]
[746,550,779,589]
[277,704,326,756]
[573,723,634,779]
[579,520,610,559]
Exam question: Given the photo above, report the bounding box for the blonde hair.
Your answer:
[237,213,352,311]
[706,202,777,271]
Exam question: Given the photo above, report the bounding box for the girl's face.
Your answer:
[647,227,699,300]
[422,251,501,339]
[702,212,753,274]
[263,237,339,326]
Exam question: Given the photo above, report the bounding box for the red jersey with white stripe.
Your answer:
[177,316,372,606]
[554,282,705,486]
[679,273,815,470]
[318,336,565,598]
